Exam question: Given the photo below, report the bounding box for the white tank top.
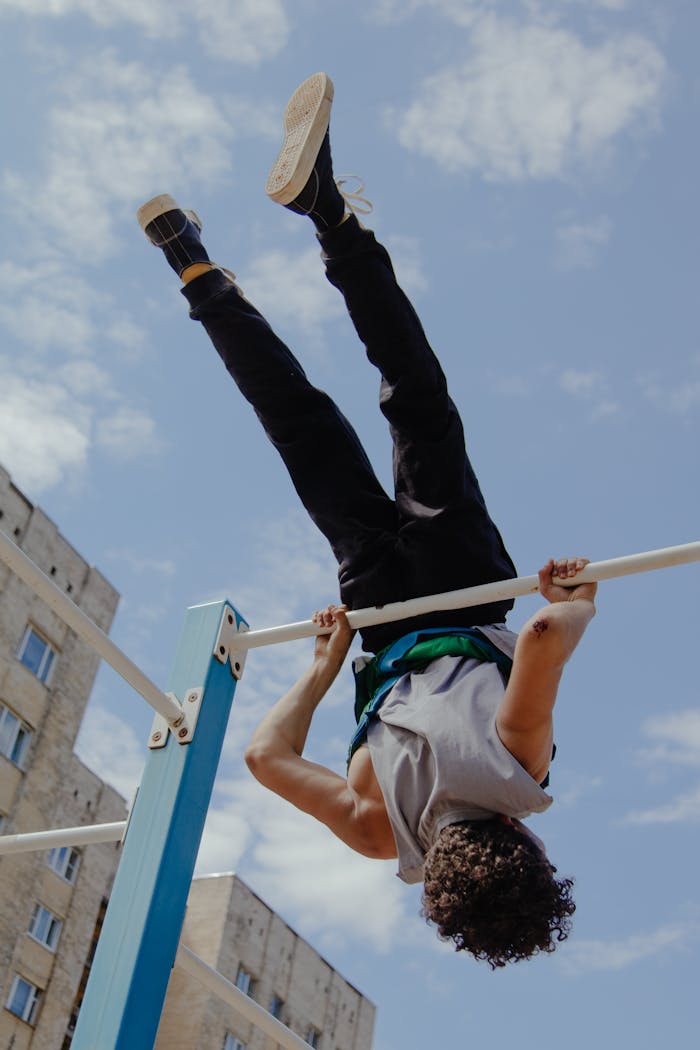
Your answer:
[365,624,553,884]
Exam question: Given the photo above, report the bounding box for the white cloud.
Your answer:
[189,0,289,65]
[560,368,603,396]
[56,361,109,397]
[241,229,427,349]
[557,771,604,807]
[592,401,619,419]
[0,363,91,492]
[0,261,146,369]
[96,406,160,460]
[0,59,180,489]
[106,548,177,578]
[224,511,339,632]
[375,0,632,26]
[104,317,147,353]
[565,0,629,9]
[642,373,700,415]
[555,215,611,269]
[220,96,280,141]
[625,711,700,824]
[638,710,700,767]
[558,368,620,419]
[242,244,345,347]
[392,14,665,181]
[74,703,146,801]
[196,796,254,875]
[0,0,179,35]
[0,347,162,494]
[0,261,103,353]
[3,53,235,262]
[385,235,429,295]
[492,374,532,397]
[213,510,354,756]
[625,786,700,826]
[372,0,484,25]
[201,776,406,954]
[0,0,290,64]
[559,921,696,975]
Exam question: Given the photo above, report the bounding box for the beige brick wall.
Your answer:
[155,874,376,1050]
[0,768,127,1048]
[33,765,126,1048]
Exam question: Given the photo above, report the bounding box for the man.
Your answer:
[138,72,597,967]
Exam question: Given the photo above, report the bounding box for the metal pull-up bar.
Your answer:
[0,821,126,856]
[236,540,700,649]
[0,528,183,726]
[7,540,696,857]
[175,946,312,1050]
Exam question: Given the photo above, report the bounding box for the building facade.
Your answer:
[0,465,126,1050]
[156,874,376,1050]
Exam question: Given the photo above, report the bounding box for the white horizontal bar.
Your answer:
[0,821,126,856]
[175,945,311,1050]
[238,540,700,650]
[0,529,183,725]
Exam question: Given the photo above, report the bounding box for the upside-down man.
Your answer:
[138,72,597,967]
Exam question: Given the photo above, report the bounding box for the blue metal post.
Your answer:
[72,599,247,1050]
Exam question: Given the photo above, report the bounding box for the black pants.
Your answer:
[182,216,516,653]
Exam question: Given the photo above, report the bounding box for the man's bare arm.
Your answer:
[496,558,597,783]
[244,605,393,859]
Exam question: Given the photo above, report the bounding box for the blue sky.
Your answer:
[1,1,699,1048]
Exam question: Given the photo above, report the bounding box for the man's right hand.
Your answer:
[538,557,598,605]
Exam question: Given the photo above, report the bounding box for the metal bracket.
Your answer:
[148,688,203,749]
[213,605,248,680]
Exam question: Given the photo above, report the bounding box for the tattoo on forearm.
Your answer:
[532,619,549,638]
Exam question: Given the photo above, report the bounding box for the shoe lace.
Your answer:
[336,176,374,217]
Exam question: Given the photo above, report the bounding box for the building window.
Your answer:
[5,975,42,1025]
[223,1034,246,1050]
[306,1028,321,1048]
[0,703,32,767]
[234,966,255,997]
[270,994,284,1020]
[0,813,5,834]
[28,903,63,951]
[17,626,56,684]
[47,845,80,884]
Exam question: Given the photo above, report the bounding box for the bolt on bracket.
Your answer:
[148,688,203,749]
[213,605,249,680]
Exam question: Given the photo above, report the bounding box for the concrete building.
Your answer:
[0,464,126,1050]
[157,874,376,1050]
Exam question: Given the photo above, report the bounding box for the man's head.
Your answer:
[421,818,575,968]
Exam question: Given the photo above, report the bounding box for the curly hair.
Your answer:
[421,819,575,968]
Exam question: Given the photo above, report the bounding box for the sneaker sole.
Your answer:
[137,194,202,235]
[265,72,334,205]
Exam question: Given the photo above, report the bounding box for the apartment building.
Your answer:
[157,873,376,1050]
[0,464,126,1049]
